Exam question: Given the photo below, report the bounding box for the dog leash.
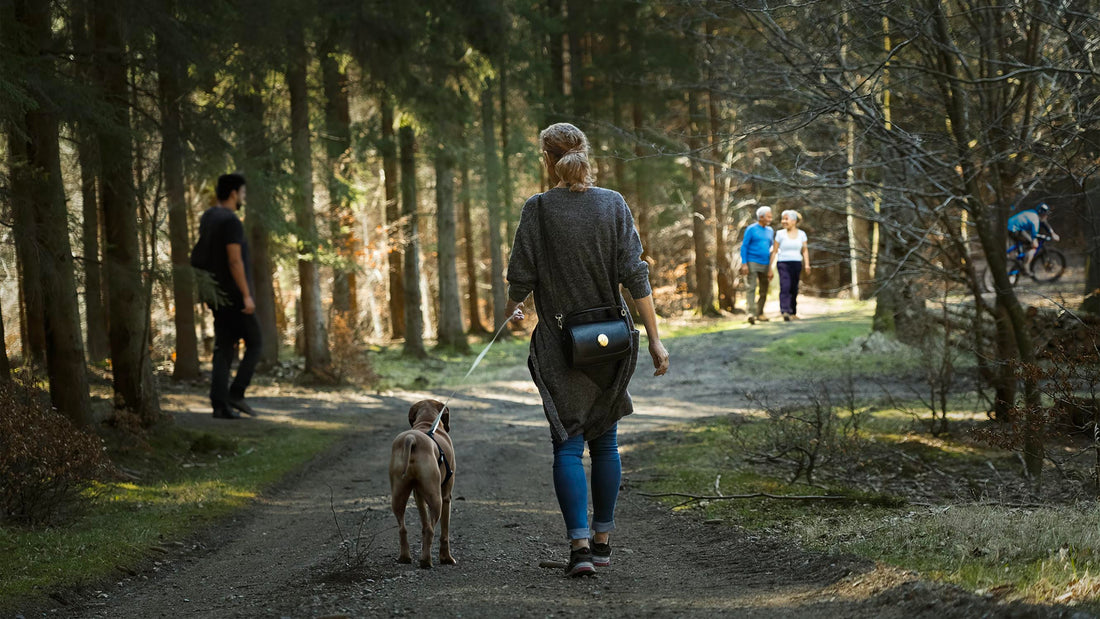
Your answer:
[427,307,522,437]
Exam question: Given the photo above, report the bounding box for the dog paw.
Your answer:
[419,559,433,569]
[440,556,457,565]
[397,555,412,564]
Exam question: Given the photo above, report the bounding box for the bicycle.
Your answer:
[981,233,1066,292]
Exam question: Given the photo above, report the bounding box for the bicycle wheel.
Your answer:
[1031,247,1066,283]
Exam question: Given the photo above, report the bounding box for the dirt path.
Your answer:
[53,300,1080,618]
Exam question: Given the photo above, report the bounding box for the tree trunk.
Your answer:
[435,144,467,351]
[156,9,200,381]
[481,83,509,330]
[237,71,280,370]
[707,58,736,312]
[320,38,357,320]
[500,67,516,245]
[71,0,109,363]
[7,131,47,370]
[688,91,718,315]
[287,28,333,378]
[399,124,426,357]
[545,0,565,126]
[381,98,405,338]
[0,294,9,381]
[6,0,91,424]
[1084,179,1100,314]
[632,99,653,267]
[460,151,489,334]
[93,0,160,423]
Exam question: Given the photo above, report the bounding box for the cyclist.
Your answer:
[1006,202,1059,275]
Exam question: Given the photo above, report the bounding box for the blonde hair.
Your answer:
[539,123,594,192]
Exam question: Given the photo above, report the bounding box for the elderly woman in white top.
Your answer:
[769,209,811,321]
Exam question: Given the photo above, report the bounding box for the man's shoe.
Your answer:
[757,314,770,322]
[782,313,791,322]
[564,546,596,577]
[228,396,258,417]
[591,541,612,567]
[212,406,240,420]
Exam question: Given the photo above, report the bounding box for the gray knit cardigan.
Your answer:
[507,187,652,443]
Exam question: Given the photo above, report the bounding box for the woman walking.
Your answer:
[505,123,670,577]
[770,209,811,321]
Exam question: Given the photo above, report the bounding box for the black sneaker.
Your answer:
[212,406,240,419]
[591,541,612,567]
[564,546,595,577]
[228,396,258,416]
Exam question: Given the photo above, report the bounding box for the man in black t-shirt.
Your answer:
[195,173,262,419]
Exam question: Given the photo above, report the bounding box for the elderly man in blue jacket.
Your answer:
[740,206,775,324]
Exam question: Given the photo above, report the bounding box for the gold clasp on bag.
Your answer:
[598,333,609,347]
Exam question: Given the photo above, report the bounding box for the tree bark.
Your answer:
[70,0,109,363]
[632,99,653,267]
[93,0,160,423]
[237,71,279,370]
[481,83,509,330]
[287,28,333,378]
[545,0,565,127]
[381,98,405,338]
[435,143,467,351]
[0,292,9,381]
[500,67,516,246]
[7,131,47,370]
[156,7,200,381]
[320,38,357,320]
[6,0,91,424]
[707,52,736,312]
[1084,179,1100,314]
[688,91,718,315]
[460,151,489,334]
[399,124,426,357]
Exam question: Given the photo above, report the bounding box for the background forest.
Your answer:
[3,0,1100,517]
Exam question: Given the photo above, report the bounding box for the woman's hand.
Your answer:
[505,300,525,323]
[648,339,669,377]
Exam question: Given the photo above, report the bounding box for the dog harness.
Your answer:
[425,428,453,489]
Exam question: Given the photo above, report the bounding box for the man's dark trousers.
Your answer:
[210,308,262,409]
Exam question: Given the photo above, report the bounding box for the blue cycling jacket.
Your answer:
[1007,210,1040,237]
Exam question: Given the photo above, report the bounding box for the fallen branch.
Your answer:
[637,491,858,502]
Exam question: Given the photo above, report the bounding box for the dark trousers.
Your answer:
[210,308,262,408]
[777,261,802,315]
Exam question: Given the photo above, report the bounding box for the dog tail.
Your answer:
[400,434,417,480]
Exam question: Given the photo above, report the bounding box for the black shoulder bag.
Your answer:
[536,194,634,368]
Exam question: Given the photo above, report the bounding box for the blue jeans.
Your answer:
[552,424,621,540]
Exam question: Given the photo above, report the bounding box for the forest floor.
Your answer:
[33,278,1095,619]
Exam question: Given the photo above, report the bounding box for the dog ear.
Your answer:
[442,407,450,433]
[408,402,421,427]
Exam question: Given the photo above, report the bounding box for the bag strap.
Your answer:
[535,193,623,328]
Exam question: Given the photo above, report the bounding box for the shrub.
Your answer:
[0,382,113,525]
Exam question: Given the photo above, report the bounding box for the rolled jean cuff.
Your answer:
[567,527,590,541]
[591,520,615,534]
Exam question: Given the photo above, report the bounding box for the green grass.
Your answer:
[0,420,347,609]
[630,408,1100,608]
[367,335,532,392]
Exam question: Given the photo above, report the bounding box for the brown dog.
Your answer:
[389,399,457,568]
